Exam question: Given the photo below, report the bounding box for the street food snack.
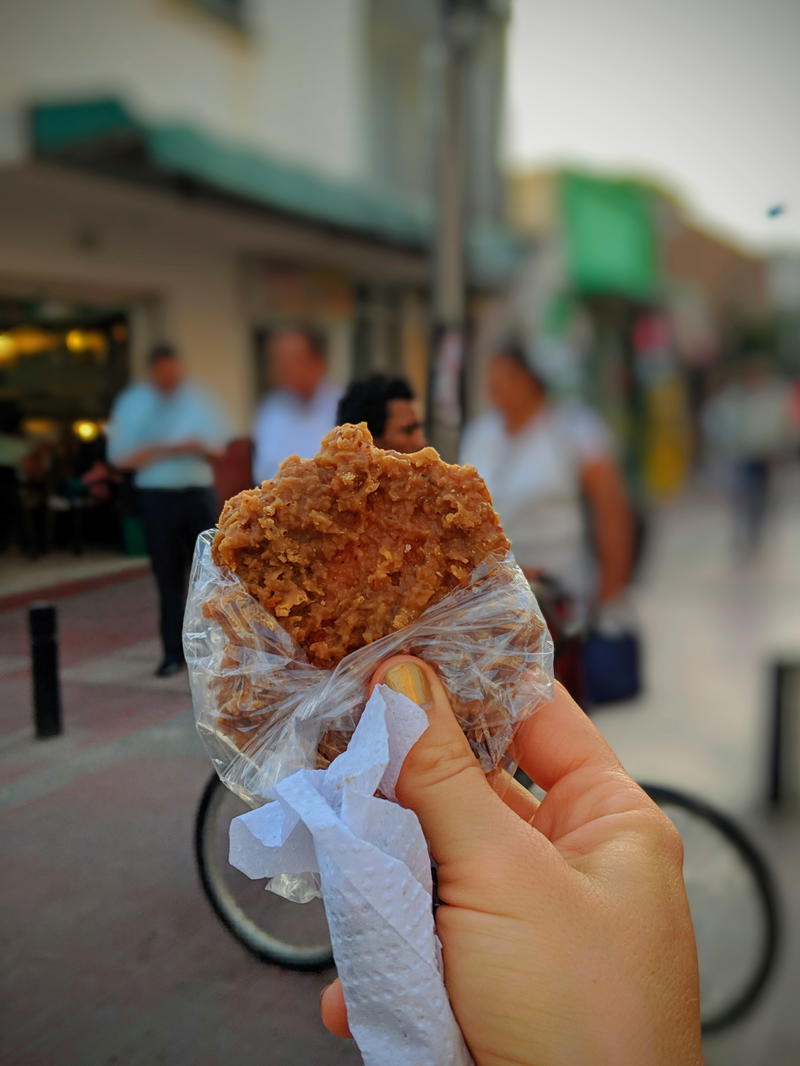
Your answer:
[212,422,511,668]
[186,423,553,810]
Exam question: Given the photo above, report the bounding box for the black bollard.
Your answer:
[767,658,800,809]
[29,602,62,738]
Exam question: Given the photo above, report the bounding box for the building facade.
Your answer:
[0,0,514,478]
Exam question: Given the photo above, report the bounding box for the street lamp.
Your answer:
[427,0,508,459]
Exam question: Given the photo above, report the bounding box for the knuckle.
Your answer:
[405,734,480,794]
[661,818,685,867]
[644,807,685,868]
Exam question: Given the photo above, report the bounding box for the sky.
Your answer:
[505,0,800,253]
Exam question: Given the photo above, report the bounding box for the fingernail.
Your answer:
[384,662,432,706]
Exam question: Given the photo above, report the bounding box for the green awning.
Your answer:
[31,97,522,283]
[560,171,659,300]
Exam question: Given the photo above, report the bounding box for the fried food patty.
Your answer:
[211,422,510,669]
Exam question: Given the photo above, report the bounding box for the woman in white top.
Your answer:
[460,344,633,616]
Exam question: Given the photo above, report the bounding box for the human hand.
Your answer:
[166,439,205,456]
[321,657,703,1066]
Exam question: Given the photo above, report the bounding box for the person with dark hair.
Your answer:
[0,400,34,552]
[107,343,230,676]
[252,325,340,482]
[337,374,425,453]
[461,342,633,620]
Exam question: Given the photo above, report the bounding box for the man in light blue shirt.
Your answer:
[107,344,230,677]
[252,325,340,483]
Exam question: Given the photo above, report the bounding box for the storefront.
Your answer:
[0,96,520,556]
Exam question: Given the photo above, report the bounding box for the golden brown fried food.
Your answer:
[212,423,510,669]
[202,423,547,772]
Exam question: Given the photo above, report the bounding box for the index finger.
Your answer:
[511,681,621,792]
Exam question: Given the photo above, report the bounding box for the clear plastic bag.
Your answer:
[186,528,554,809]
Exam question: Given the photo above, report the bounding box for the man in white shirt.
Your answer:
[252,326,340,483]
[461,343,632,615]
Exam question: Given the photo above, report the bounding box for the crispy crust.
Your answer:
[204,422,531,767]
[212,423,510,668]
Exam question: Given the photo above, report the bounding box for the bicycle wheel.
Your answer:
[194,774,334,971]
[642,784,780,1034]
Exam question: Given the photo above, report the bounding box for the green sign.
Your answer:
[561,172,658,300]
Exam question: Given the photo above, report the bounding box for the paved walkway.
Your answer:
[0,568,359,1066]
[0,548,148,608]
[596,470,800,1066]
[1,476,798,1065]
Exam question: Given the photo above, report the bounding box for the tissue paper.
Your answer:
[229,684,474,1066]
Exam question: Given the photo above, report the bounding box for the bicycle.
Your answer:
[195,767,779,1033]
[195,772,334,971]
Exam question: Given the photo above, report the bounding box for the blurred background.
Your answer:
[1,2,798,1064]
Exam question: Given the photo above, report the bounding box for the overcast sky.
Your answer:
[505,0,800,252]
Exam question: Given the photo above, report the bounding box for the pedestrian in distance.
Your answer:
[107,343,230,677]
[251,324,340,484]
[702,356,794,558]
[336,373,425,454]
[460,341,633,624]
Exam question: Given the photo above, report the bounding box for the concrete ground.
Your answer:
[1,473,798,1065]
[0,548,147,605]
[595,468,800,1066]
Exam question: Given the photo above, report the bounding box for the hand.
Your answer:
[166,439,205,456]
[321,658,703,1066]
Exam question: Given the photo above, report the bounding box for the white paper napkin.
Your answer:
[229,684,474,1066]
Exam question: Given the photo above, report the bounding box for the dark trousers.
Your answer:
[137,487,217,662]
[733,458,770,554]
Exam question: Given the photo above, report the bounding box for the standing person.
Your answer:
[0,401,33,552]
[703,357,793,556]
[336,374,425,453]
[252,325,340,483]
[107,344,229,677]
[460,343,633,622]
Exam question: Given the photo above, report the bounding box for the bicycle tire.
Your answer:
[194,773,334,971]
[642,783,780,1034]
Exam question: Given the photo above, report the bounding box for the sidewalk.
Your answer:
[596,471,800,1066]
[0,548,148,611]
[1,479,798,1065]
[0,569,358,1066]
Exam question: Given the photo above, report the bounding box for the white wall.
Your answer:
[0,0,368,182]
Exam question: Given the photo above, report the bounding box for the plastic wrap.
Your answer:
[186,526,553,803]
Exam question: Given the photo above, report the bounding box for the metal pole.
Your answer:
[29,602,62,738]
[427,1,475,461]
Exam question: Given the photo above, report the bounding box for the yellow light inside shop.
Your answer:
[23,418,58,438]
[0,333,16,363]
[73,420,101,442]
[10,325,56,355]
[66,329,87,352]
[66,329,108,356]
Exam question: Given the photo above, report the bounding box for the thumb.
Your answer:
[371,655,517,871]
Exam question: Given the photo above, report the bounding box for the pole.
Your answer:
[767,658,800,809]
[427,1,477,461]
[29,602,62,738]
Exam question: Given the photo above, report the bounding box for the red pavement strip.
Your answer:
[0,562,150,613]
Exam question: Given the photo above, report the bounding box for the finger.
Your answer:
[486,766,540,824]
[320,979,351,1039]
[371,655,521,869]
[511,681,622,792]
